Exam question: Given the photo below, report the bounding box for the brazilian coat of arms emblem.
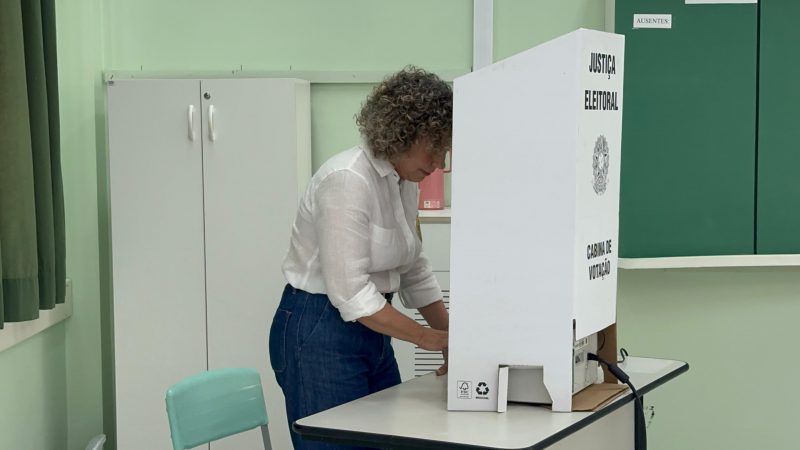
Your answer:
[592,135,610,195]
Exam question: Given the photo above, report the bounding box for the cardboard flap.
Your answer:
[598,323,618,383]
[571,383,628,411]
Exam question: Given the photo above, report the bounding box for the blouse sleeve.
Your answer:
[398,249,443,310]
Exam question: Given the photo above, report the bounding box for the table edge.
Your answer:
[294,360,690,450]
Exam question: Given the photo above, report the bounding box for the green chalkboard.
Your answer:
[616,1,758,257]
[756,1,800,254]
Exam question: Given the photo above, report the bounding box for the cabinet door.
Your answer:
[756,1,800,253]
[615,1,757,257]
[107,79,208,449]
[201,79,308,450]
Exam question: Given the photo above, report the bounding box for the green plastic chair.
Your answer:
[165,368,272,450]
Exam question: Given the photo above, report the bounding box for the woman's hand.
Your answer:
[356,300,449,375]
[416,300,449,375]
[435,347,449,376]
[416,327,448,352]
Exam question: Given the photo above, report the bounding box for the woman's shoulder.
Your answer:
[307,147,371,189]
[314,146,370,178]
[323,146,364,167]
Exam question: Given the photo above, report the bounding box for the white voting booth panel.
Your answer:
[448,29,624,412]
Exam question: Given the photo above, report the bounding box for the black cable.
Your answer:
[619,347,629,363]
[588,353,646,450]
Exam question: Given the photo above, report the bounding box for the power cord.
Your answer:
[588,352,646,450]
[619,347,629,363]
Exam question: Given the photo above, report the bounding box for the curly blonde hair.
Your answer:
[357,66,452,161]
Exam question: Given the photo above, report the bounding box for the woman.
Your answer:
[269,66,451,449]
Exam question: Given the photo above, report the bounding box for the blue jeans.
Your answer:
[269,284,402,449]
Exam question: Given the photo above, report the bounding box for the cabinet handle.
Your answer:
[208,104,216,142]
[188,105,195,141]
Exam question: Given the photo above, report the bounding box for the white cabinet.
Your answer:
[107,78,310,450]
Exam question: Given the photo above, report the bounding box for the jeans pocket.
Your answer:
[296,296,331,350]
[268,309,291,373]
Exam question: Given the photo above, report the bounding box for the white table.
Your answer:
[294,357,688,449]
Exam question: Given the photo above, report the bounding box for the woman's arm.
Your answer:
[417,300,449,375]
[358,304,448,351]
[417,300,448,331]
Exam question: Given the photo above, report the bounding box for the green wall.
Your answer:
[58,0,107,448]
[0,0,106,448]
[494,0,605,60]
[618,267,800,450]
[104,0,473,171]
[0,326,67,449]
[104,0,472,73]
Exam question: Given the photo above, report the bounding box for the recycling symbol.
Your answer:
[476,382,489,395]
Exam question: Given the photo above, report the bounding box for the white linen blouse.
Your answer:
[282,145,443,322]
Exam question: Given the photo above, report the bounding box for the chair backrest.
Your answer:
[165,368,269,450]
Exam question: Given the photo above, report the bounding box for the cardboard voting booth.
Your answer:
[447,28,625,413]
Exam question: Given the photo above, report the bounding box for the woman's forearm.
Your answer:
[418,300,449,331]
[358,303,448,351]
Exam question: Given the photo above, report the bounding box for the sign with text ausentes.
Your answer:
[633,14,672,29]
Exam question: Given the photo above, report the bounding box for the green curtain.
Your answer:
[0,0,65,329]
